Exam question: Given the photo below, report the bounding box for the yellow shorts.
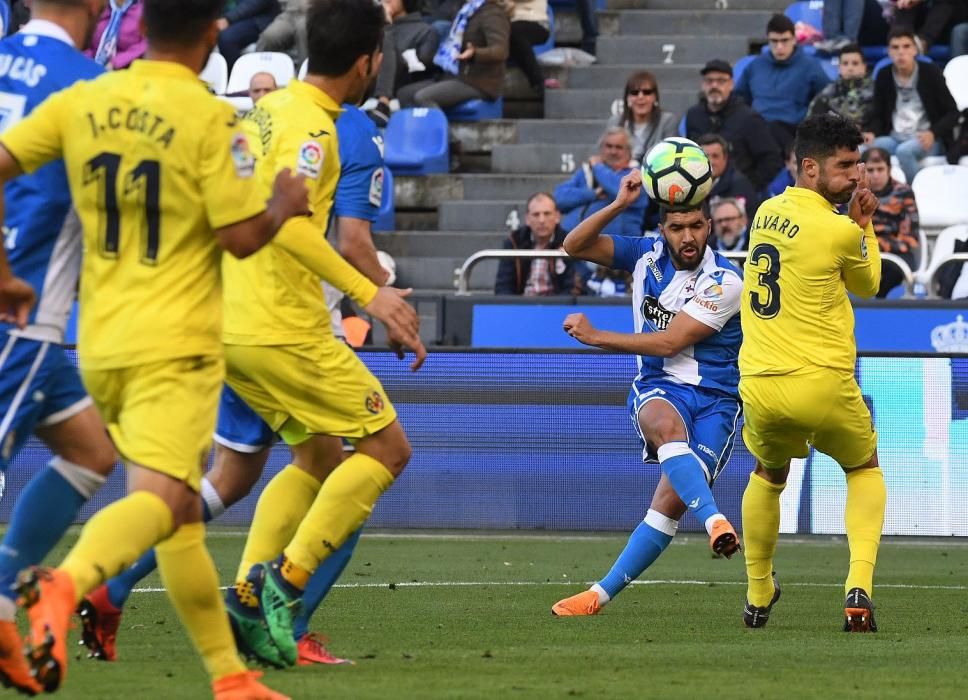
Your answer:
[224,339,396,441]
[82,355,224,490]
[740,369,878,470]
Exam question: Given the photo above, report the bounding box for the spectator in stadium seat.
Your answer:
[863,26,959,184]
[766,144,797,197]
[248,71,277,103]
[414,0,510,109]
[85,0,146,69]
[685,59,784,193]
[494,192,578,296]
[952,20,968,57]
[554,127,647,237]
[217,0,281,69]
[607,70,678,165]
[508,0,550,96]
[709,197,750,252]
[861,147,920,298]
[892,0,967,54]
[369,0,441,124]
[736,13,830,152]
[698,133,759,218]
[815,0,864,54]
[807,43,873,127]
[255,0,308,65]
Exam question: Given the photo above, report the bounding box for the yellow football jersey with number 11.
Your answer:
[0,60,265,369]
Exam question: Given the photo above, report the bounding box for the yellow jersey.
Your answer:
[222,80,376,346]
[739,186,880,376]
[0,60,265,369]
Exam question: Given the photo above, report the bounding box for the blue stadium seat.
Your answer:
[677,115,686,137]
[733,54,756,83]
[534,6,556,56]
[817,54,839,80]
[872,53,932,79]
[445,97,503,122]
[784,0,823,32]
[384,107,450,175]
[374,166,395,233]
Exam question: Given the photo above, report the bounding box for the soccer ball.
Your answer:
[641,137,713,208]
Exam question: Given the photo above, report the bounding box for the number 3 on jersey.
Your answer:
[84,152,161,265]
[749,243,781,319]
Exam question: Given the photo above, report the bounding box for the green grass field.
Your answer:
[22,530,968,699]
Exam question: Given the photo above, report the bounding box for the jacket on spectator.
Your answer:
[554,162,647,237]
[710,163,759,218]
[808,76,874,127]
[607,110,679,164]
[685,93,784,192]
[766,168,794,198]
[872,179,920,267]
[736,46,830,126]
[225,0,281,32]
[84,1,146,69]
[375,14,440,98]
[510,0,549,26]
[494,224,577,295]
[453,0,511,99]
[868,62,960,148]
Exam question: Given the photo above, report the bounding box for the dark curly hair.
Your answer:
[794,113,864,173]
[143,0,226,46]
[307,0,386,77]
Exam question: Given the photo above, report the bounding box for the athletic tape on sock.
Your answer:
[50,457,107,499]
[200,478,226,519]
[656,441,691,462]
[644,508,679,537]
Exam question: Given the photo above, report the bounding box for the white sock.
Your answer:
[200,477,226,519]
[590,583,610,606]
[49,457,107,500]
[704,513,726,536]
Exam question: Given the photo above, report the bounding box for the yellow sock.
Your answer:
[156,523,246,681]
[235,464,321,582]
[742,472,786,607]
[844,467,886,597]
[61,490,173,600]
[284,453,393,574]
[278,556,311,590]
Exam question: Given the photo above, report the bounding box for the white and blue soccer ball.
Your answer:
[641,137,713,208]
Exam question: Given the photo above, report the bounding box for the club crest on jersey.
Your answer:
[641,295,674,330]
[365,391,384,415]
[297,140,324,179]
[370,168,384,207]
[230,133,255,178]
[703,284,724,301]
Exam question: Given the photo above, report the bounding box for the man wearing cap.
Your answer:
[684,59,784,193]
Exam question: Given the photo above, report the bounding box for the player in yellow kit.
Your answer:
[218,0,427,668]
[0,0,310,696]
[738,113,885,633]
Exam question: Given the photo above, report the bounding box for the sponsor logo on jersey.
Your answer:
[297,140,324,179]
[647,256,663,282]
[372,134,385,158]
[230,133,255,178]
[641,295,674,330]
[703,284,724,301]
[365,390,384,414]
[370,168,384,208]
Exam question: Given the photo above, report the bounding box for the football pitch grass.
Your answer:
[19,530,968,699]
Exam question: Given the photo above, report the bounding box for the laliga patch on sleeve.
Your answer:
[230,133,255,178]
[296,140,324,179]
[860,233,868,260]
[369,168,384,207]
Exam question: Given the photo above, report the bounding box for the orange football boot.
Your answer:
[212,670,290,700]
[15,567,75,693]
[296,633,354,666]
[0,619,42,696]
[709,518,742,559]
[77,584,122,661]
[551,590,601,616]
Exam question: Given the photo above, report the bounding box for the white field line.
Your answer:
[132,579,968,594]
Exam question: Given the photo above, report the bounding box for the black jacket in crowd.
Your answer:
[710,163,760,218]
[868,61,960,150]
[685,93,784,193]
[494,225,578,296]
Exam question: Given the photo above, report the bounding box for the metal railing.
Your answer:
[455,249,916,297]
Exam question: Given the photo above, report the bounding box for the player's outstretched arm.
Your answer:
[563,310,716,357]
[215,168,311,258]
[0,144,35,328]
[562,170,642,266]
[363,287,428,371]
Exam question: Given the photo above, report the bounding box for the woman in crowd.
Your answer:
[85,0,146,69]
[607,71,678,165]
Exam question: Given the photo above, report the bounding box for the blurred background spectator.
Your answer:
[892,0,968,54]
[574,0,596,56]
[816,0,864,53]
[255,0,308,65]
[415,0,510,109]
[709,197,750,252]
[767,144,798,197]
[508,0,551,97]
[554,127,646,237]
[583,265,631,297]
[370,0,440,124]
[607,70,678,165]
[217,0,281,70]
[698,133,759,216]
[861,147,920,298]
[248,71,277,104]
[865,26,959,183]
[494,193,578,296]
[685,59,784,193]
[86,0,146,69]
[736,13,830,151]
[807,43,873,126]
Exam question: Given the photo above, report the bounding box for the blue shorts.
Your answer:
[627,377,742,484]
[212,384,275,453]
[0,334,91,470]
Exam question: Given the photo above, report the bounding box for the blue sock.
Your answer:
[658,442,721,528]
[292,528,362,640]
[597,510,677,600]
[105,499,216,609]
[0,465,88,605]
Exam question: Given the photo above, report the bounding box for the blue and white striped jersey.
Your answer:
[0,20,102,343]
[610,234,743,396]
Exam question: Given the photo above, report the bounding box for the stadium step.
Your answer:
[599,9,773,36]
[516,119,612,145]
[545,87,695,120]
[439,200,525,232]
[491,143,599,174]
[395,255,498,291]
[595,35,753,65]
[377,230,508,259]
[607,0,785,10]
[561,64,706,89]
[462,173,566,200]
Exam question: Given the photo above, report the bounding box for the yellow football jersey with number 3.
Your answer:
[0,60,265,369]
[739,186,880,376]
